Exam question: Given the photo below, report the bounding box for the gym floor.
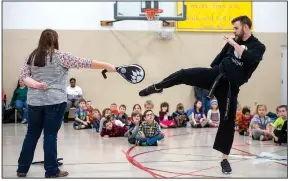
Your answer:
[2,123,287,178]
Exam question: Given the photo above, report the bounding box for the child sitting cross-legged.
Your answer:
[117,104,129,125]
[128,104,142,123]
[110,103,119,116]
[135,110,165,146]
[191,100,208,128]
[237,107,252,136]
[124,111,142,144]
[99,108,112,132]
[86,100,95,126]
[92,109,102,132]
[250,104,273,141]
[272,105,287,144]
[172,103,188,127]
[108,115,126,128]
[143,100,160,123]
[73,99,91,130]
[159,102,177,128]
[207,100,220,128]
[100,119,128,138]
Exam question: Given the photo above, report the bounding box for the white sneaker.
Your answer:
[21,119,28,124]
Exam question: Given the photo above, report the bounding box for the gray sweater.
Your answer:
[124,124,139,139]
[19,51,92,106]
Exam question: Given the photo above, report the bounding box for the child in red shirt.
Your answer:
[110,103,119,116]
[100,120,128,137]
[237,107,252,136]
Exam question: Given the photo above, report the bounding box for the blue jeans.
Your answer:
[15,100,28,120]
[17,102,66,177]
[136,133,164,146]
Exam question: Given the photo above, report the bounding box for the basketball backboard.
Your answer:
[114,1,186,21]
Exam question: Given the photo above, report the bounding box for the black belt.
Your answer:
[206,73,231,120]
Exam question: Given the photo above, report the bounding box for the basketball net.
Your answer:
[144,8,173,40]
[145,8,162,32]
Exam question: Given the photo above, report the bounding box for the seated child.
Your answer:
[250,104,273,141]
[172,103,188,127]
[190,100,208,128]
[143,100,160,123]
[99,108,112,132]
[128,104,142,123]
[207,100,220,128]
[272,105,287,144]
[73,99,91,130]
[92,109,102,132]
[133,104,142,113]
[237,107,252,136]
[124,111,142,144]
[136,110,164,146]
[159,102,177,128]
[86,100,95,125]
[235,104,242,130]
[100,120,128,137]
[110,103,119,116]
[117,104,129,125]
[108,115,125,128]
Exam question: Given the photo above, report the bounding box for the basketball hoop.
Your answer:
[144,8,171,40]
[144,8,163,21]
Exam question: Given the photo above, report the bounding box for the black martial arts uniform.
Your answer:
[139,34,266,155]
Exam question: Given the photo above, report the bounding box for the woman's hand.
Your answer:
[35,82,48,90]
[23,77,48,90]
[106,63,116,72]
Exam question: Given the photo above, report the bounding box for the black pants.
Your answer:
[273,120,287,144]
[155,67,239,155]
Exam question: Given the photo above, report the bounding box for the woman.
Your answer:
[10,80,28,123]
[17,29,116,178]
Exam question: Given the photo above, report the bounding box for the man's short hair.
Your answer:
[231,15,252,29]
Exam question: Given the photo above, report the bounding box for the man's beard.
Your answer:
[235,29,244,42]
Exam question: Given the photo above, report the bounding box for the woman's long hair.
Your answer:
[27,29,59,67]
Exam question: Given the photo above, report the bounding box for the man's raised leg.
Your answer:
[139,67,219,97]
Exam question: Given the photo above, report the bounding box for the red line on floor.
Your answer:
[231,147,256,156]
[124,146,166,178]
[144,166,225,178]
[124,145,246,178]
[131,143,247,159]
[169,158,250,178]
[123,134,287,178]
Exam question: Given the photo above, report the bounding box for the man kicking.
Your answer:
[139,16,266,174]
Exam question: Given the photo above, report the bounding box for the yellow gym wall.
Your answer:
[3,30,287,113]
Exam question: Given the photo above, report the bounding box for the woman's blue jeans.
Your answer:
[17,102,66,177]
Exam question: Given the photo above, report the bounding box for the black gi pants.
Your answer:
[155,67,239,155]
